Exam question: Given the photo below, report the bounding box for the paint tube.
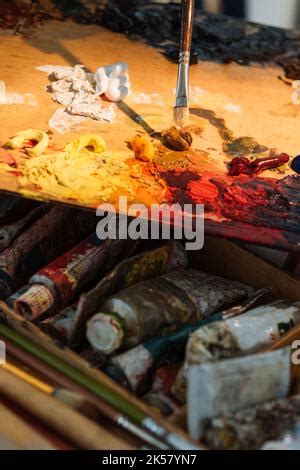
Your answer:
[262,423,300,450]
[39,303,78,344]
[142,364,181,417]
[188,348,291,440]
[40,241,188,347]
[79,347,107,369]
[105,288,271,394]
[0,206,93,299]
[5,285,31,309]
[203,395,300,450]
[173,301,300,403]
[14,233,131,320]
[0,197,49,252]
[86,270,255,354]
[142,392,177,417]
[106,312,224,395]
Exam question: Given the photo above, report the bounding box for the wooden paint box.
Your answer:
[1,234,300,449]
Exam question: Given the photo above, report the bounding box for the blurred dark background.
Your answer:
[197,0,245,18]
[1,0,297,71]
[0,1,299,30]
[178,0,300,28]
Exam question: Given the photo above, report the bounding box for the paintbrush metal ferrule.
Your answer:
[4,337,166,450]
[143,417,202,450]
[175,51,190,107]
[116,415,169,450]
[174,54,190,126]
[0,321,202,450]
[174,0,195,127]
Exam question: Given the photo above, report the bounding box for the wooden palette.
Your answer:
[1,20,300,250]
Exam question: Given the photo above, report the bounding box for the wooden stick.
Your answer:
[0,367,134,450]
[3,361,54,394]
[0,403,55,450]
[0,303,198,449]
[4,338,165,449]
[3,359,100,420]
[262,326,300,394]
[263,324,300,352]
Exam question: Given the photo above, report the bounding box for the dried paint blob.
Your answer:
[132,92,165,106]
[48,108,85,134]
[45,65,116,122]
[0,81,37,106]
[228,157,251,176]
[94,62,130,102]
[228,153,290,176]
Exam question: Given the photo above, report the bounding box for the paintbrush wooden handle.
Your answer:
[0,367,134,450]
[180,0,195,57]
[0,404,56,450]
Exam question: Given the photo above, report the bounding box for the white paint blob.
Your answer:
[0,81,38,106]
[132,92,165,106]
[36,65,74,75]
[222,102,243,114]
[39,64,117,122]
[94,62,130,102]
[48,108,86,134]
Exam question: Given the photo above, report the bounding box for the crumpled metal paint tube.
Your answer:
[40,241,188,347]
[0,205,94,299]
[188,348,291,440]
[14,233,132,321]
[0,197,49,252]
[104,288,270,395]
[173,301,300,403]
[86,270,254,355]
[228,153,290,176]
[262,422,300,450]
[142,364,181,417]
[202,395,300,450]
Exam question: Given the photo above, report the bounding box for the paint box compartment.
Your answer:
[1,232,300,449]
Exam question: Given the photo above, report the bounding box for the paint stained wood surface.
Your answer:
[0,19,300,249]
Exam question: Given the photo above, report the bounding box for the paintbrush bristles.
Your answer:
[173,106,189,127]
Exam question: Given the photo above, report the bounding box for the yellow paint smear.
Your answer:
[18,133,167,206]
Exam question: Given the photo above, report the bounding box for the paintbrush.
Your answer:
[0,366,134,450]
[173,0,195,127]
[0,403,55,450]
[2,360,99,420]
[0,321,201,450]
[4,338,168,450]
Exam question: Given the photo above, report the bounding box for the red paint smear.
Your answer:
[187,176,219,204]
[0,153,17,168]
[156,158,300,245]
[99,93,111,102]
[187,173,279,214]
[153,364,181,396]
[10,171,22,177]
[24,140,38,148]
